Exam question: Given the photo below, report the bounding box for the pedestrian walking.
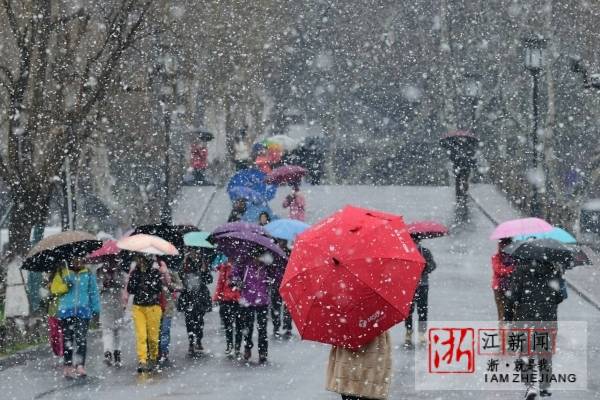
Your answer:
[50,258,101,379]
[125,254,165,373]
[97,259,126,367]
[404,239,437,348]
[158,264,182,367]
[282,183,306,221]
[178,250,213,357]
[213,260,243,358]
[270,239,293,340]
[326,331,392,400]
[491,238,515,323]
[231,255,282,364]
[510,260,566,399]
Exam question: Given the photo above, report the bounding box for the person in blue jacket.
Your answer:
[51,258,101,379]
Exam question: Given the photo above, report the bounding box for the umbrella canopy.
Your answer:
[212,230,286,263]
[227,168,277,202]
[266,135,301,151]
[265,219,310,242]
[280,205,425,349]
[22,231,102,272]
[212,221,267,237]
[265,165,307,185]
[504,238,576,266]
[133,223,199,250]
[513,227,577,244]
[183,231,215,248]
[228,186,266,203]
[117,234,179,256]
[441,130,478,140]
[407,220,449,239]
[185,128,215,142]
[490,217,553,240]
[87,240,121,263]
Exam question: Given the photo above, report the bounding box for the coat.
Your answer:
[97,264,126,328]
[179,261,213,314]
[127,266,163,307]
[51,267,101,320]
[491,252,514,291]
[510,261,564,322]
[326,331,392,400]
[417,245,436,287]
[213,263,241,303]
[231,257,282,307]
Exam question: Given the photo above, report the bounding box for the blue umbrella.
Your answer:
[227,168,277,202]
[265,219,310,242]
[228,186,266,203]
[513,227,577,244]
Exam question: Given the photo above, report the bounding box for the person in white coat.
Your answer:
[97,259,127,367]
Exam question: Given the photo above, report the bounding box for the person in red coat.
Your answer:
[213,261,243,358]
[491,238,515,323]
[190,143,208,184]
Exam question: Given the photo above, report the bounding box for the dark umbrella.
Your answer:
[504,238,576,266]
[212,230,287,264]
[22,231,103,272]
[186,128,214,142]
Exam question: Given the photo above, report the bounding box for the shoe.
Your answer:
[418,333,427,346]
[258,355,268,365]
[539,389,552,397]
[188,345,196,358]
[525,387,538,400]
[196,343,204,353]
[113,351,122,368]
[225,344,233,357]
[63,366,76,379]
[158,356,170,369]
[137,362,147,373]
[243,348,252,361]
[147,360,157,373]
[104,351,113,366]
[283,330,292,340]
[234,350,242,360]
[273,330,281,339]
[75,365,87,378]
[404,329,414,349]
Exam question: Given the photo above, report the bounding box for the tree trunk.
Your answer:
[7,186,50,257]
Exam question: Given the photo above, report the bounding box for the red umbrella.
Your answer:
[279,205,425,349]
[407,220,449,239]
[265,165,307,185]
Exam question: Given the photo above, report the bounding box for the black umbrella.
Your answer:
[504,238,576,266]
[22,238,103,272]
[186,128,214,142]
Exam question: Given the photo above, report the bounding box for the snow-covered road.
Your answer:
[2,185,599,399]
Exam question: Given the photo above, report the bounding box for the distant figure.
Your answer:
[283,183,306,221]
[258,211,271,226]
[190,142,209,185]
[491,238,515,323]
[234,128,250,170]
[228,199,247,222]
[326,331,392,400]
[404,239,436,348]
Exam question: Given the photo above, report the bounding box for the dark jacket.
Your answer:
[127,267,162,306]
[179,261,213,313]
[418,245,436,287]
[510,261,564,322]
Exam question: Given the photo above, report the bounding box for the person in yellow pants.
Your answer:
[126,255,164,373]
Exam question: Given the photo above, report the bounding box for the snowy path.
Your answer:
[2,185,599,399]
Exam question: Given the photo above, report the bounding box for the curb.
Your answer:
[469,192,600,313]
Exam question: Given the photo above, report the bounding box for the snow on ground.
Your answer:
[2,185,599,399]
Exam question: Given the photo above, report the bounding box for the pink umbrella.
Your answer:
[116,234,179,256]
[265,165,307,185]
[490,217,553,240]
[407,220,449,239]
[87,240,120,263]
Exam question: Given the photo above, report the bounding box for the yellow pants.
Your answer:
[132,305,162,364]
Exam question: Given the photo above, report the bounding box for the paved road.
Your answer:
[2,185,599,399]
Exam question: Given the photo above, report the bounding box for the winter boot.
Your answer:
[188,344,196,358]
[525,387,538,400]
[196,342,204,353]
[243,348,252,361]
[225,343,233,357]
[137,362,147,374]
[404,329,414,349]
[418,332,428,346]
[258,354,268,365]
[113,350,122,368]
[104,351,113,366]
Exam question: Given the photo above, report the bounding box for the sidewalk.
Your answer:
[470,184,600,312]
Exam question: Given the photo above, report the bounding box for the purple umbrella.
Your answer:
[212,221,267,237]
[212,230,287,263]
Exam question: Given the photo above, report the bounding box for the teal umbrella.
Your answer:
[183,231,215,248]
[513,227,577,244]
[265,219,310,242]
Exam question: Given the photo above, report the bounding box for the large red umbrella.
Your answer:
[280,205,425,349]
[407,220,449,239]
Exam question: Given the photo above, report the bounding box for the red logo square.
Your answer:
[428,327,475,373]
